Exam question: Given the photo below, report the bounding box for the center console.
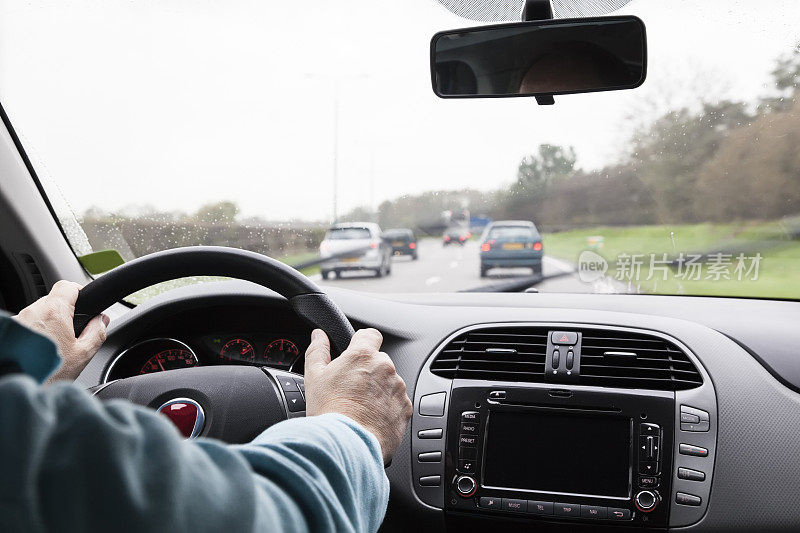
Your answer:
[411,323,717,529]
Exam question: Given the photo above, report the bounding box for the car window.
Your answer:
[325,228,371,240]
[488,227,536,240]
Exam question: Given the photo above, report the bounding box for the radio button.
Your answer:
[455,476,476,497]
[635,490,659,512]
[527,501,553,515]
[479,496,501,510]
[608,508,631,520]
[419,392,446,417]
[638,475,659,488]
[460,422,478,434]
[418,475,441,487]
[639,461,660,475]
[679,443,708,457]
[639,435,660,460]
[417,451,442,463]
[459,435,477,447]
[459,446,477,459]
[502,499,527,513]
[678,467,706,481]
[580,505,607,519]
[461,411,480,422]
[676,492,702,506]
[554,502,580,517]
[417,428,442,439]
[640,423,661,436]
[457,459,476,474]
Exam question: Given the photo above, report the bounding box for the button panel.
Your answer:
[554,503,580,517]
[502,499,527,513]
[676,492,702,506]
[679,443,708,457]
[417,428,442,439]
[678,467,706,481]
[680,405,710,432]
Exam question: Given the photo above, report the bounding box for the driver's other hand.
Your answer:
[14,280,109,383]
[304,328,412,465]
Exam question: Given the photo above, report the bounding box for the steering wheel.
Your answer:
[75,246,354,443]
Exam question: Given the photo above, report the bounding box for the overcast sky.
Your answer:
[1,0,799,222]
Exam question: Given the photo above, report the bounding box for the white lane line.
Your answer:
[425,276,441,286]
[542,255,576,273]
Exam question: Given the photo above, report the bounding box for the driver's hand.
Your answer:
[14,280,109,383]
[304,328,412,464]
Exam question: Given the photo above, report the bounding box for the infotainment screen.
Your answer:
[482,410,632,498]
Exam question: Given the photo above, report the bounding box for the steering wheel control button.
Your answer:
[284,391,305,412]
[527,501,554,515]
[676,492,702,506]
[551,331,578,345]
[580,505,607,519]
[276,376,299,392]
[679,443,709,457]
[635,490,658,512]
[608,508,632,520]
[680,405,710,432]
[678,467,706,481]
[418,428,443,439]
[419,475,441,487]
[457,460,476,474]
[157,398,205,439]
[293,377,305,393]
[455,476,476,497]
[479,497,501,510]
[502,498,527,513]
[638,475,659,488]
[554,503,580,517]
[419,392,446,416]
[418,451,442,463]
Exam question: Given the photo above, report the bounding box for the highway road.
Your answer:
[314,239,619,294]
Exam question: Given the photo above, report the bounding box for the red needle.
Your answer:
[157,357,165,371]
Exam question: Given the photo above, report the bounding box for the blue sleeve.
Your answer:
[0,375,388,533]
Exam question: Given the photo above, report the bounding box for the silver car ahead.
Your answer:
[319,222,392,279]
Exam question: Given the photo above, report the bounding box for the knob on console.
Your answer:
[635,490,659,512]
[456,475,477,497]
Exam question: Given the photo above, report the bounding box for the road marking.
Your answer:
[542,255,575,273]
[425,276,441,286]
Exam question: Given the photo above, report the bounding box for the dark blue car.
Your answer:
[479,221,543,277]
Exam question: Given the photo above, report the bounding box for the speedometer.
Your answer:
[263,339,299,367]
[140,349,198,374]
[220,338,256,363]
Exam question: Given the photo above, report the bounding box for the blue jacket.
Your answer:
[0,315,389,532]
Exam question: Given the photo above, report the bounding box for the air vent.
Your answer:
[430,326,549,382]
[430,326,702,391]
[579,329,702,390]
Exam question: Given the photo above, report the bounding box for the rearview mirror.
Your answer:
[431,16,646,98]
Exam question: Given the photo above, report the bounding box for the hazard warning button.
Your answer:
[551,331,578,345]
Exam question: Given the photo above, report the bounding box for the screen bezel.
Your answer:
[479,407,634,500]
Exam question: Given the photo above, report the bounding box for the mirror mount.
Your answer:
[522,0,556,105]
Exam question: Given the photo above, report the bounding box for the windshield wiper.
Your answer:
[460,271,574,293]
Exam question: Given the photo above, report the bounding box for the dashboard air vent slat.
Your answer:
[429,326,702,391]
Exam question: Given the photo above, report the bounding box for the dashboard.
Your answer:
[78,281,800,532]
[103,303,310,382]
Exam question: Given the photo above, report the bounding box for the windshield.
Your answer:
[1,0,799,298]
[487,227,537,241]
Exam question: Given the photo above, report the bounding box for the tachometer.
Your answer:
[140,349,198,374]
[220,338,256,363]
[263,338,299,367]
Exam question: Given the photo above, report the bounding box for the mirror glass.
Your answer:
[432,16,646,98]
